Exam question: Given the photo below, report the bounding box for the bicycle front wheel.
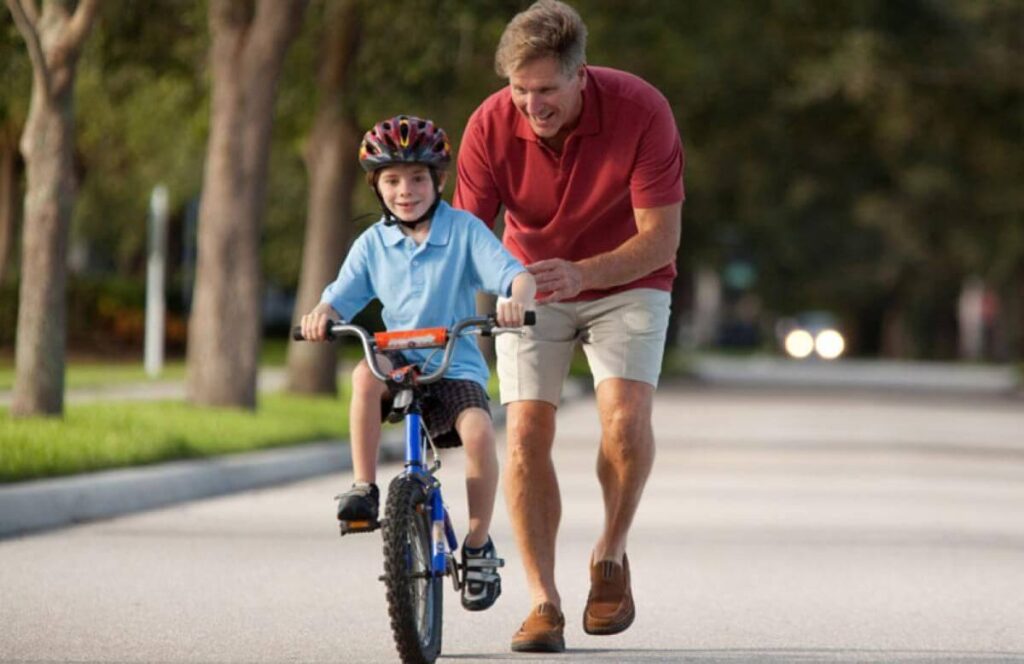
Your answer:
[382,475,443,664]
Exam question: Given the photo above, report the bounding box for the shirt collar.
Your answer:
[512,67,601,143]
[379,200,453,247]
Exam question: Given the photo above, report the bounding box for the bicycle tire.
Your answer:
[382,475,443,663]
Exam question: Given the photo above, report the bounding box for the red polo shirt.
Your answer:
[454,66,685,300]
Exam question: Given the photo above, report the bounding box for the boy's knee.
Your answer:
[457,408,494,450]
[352,361,384,396]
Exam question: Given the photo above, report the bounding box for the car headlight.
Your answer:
[814,329,845,360]
[784,329,815,359]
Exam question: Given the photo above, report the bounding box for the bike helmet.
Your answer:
[359,115,451,173]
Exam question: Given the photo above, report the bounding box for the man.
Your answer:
[454,0,685,654]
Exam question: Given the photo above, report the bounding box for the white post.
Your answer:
[145,185,169,377]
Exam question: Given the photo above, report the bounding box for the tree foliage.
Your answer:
[4,0,1021,366]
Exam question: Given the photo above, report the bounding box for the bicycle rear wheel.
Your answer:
[382,475,443,663]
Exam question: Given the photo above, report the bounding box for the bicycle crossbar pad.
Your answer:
[375,327,448,351]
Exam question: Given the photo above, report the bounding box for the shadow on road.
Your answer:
[444,647,1024,662]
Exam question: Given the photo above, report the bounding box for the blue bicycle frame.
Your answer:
[403,410,458,576]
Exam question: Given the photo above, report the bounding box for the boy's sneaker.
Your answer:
[461,536,503,611]
[336,482,379,523]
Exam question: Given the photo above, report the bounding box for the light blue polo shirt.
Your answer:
[320,201,525,388]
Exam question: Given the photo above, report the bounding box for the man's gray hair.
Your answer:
[494,0,588,78]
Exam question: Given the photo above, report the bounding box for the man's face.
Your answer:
[509,57,585,141]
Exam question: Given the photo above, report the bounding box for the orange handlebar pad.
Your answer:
[375,327,448,351]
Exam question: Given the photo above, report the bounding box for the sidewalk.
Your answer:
[690,355,1021,396]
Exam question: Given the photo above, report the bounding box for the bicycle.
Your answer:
[293,311,535,664]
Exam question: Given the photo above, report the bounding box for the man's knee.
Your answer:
[505,402,556,469]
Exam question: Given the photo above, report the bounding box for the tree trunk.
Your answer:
[186,0,307,409]
[7,0,99,417]
[0,139,16,285]
[286,0,361,395]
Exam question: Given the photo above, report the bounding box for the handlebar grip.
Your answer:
[292,322,338,341]
[524,311,536,326]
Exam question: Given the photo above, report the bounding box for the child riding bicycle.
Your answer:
[300,115,536,612]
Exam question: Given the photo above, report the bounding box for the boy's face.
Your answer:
[376,163,445,222]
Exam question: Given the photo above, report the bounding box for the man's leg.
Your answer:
[591,378,655,564]
[504,400,562,609]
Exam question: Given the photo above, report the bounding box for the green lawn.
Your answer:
[0,361,189,392]
[0,339,293,391]
[0,392,348,483]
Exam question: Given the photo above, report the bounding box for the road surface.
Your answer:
[2,383,1023,662]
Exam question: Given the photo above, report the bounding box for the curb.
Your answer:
[0,380,585,541]
[0,435,406,540]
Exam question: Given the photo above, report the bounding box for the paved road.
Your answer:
[2,384,1023,663]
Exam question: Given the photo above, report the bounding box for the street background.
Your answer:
[2,2,1023,662]
[3,379,1022,663]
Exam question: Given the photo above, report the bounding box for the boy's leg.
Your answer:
[455,407,498,548]
[348,356,392,483]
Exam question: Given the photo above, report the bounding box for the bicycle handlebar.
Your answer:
[292,311,536,385]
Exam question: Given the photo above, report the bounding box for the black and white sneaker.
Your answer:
[461,536,503,611]
[336,482,379,522]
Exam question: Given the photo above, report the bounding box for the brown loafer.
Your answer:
[583,552,635,635]
[511,602,566,653]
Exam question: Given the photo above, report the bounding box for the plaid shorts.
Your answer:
[380,353,491,449]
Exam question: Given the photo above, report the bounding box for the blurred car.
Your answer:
[775,311,846,360]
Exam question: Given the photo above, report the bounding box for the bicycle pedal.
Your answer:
[338,518,380,536]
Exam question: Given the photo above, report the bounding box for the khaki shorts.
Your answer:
[496,288,671,406]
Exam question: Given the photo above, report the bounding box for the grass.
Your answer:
[0,339,293,391]
[0,362,188,391]
[0,392,348,483]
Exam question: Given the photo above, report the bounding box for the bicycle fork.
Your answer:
[407,412,460,585]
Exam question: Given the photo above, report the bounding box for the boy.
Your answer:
[300,115,536,612]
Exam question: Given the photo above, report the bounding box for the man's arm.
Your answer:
[529,202,682,303]
[453,111,503,226]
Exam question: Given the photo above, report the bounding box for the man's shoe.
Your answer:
[511,602,565,653]
[583,552,635,635]
[461,536,503,611]
[336,482,379,522]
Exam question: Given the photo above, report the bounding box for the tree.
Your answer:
[286,0,362,395]
[185,0,307,409]
[6,0,99,417]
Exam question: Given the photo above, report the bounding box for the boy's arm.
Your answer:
[300,302,342,342]
[495,271,537,327]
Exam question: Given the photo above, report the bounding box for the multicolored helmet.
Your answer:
[358,115,451,173]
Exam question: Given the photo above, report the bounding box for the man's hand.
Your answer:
[528,258,583,303]
[300,302,341,342]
